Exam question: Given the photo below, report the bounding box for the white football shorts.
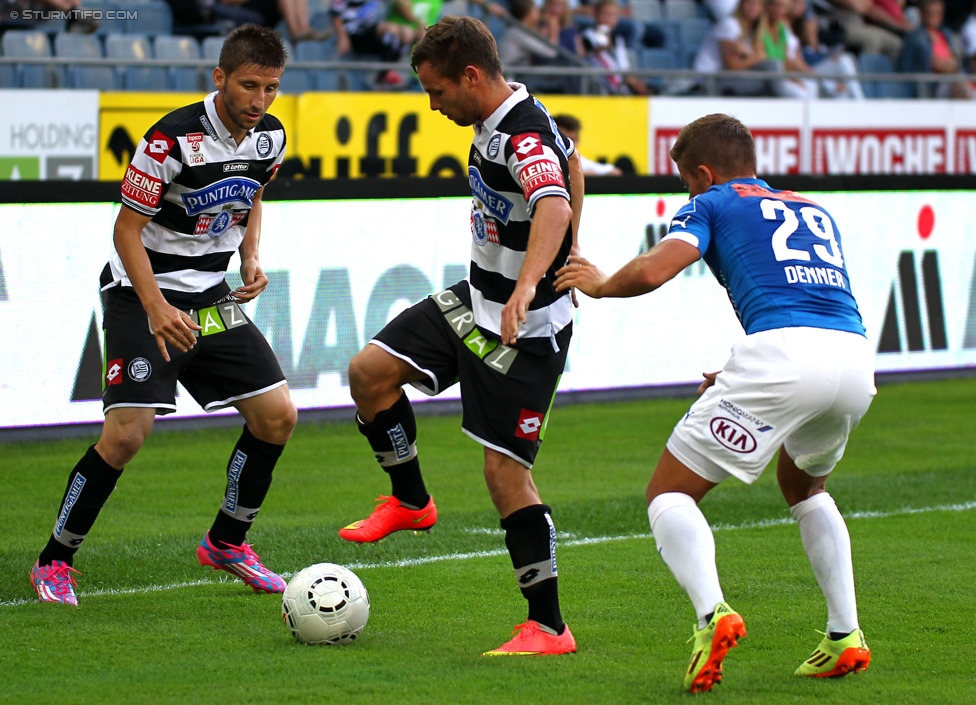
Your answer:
[667,327,876,484]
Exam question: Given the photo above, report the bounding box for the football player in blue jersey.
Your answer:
[555,113,874,692]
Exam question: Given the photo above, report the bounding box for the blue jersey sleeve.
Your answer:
[661,179,865,336]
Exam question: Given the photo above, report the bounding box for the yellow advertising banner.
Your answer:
[293,92,648,178]
[98,92,298,181]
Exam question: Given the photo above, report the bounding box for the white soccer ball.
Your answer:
[281,563,370,645]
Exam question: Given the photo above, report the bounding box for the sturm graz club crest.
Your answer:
[128,357,152,382]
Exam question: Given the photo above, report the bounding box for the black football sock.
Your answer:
[357,393,429,509]
[38,445,123,567]
[209,425,284,548]
[501,504,565,634]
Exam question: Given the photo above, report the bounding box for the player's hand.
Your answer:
[697,370,720,396]
[554,255,609,298]
[147,301,202,362]
[501,282,536,345]
[234,262,269,302]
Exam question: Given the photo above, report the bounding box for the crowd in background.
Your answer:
[3,0,976,98]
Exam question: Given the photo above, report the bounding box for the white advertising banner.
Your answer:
[649,97,976,175]
[1,190,975,430]
[0,90,99,180]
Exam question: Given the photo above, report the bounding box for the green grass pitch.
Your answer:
[2,377,974,704]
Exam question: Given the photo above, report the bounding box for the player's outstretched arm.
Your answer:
[554,239,700,299]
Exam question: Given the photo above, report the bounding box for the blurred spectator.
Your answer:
[704,0,740,21]
[2,0,98,32]
[468,0,510,19]
[499,0,583,92]
[958,0,976,46]
[822,0,904,64]
[170,0,330,40]
[871,0,916,32]
[541,0,585,56]
[330,0,424,87]
[581,0,654,93]
[572,0,640,46]
[553,113,623,175]
[690,0,782,95]
[897,0,973,96]
[764,0,864,96]
[387,0,441,33]
[499,0,561,66]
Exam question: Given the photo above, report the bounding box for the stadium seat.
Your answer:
[120,0,173,36]
[83,0,122,36]
[638,47,678,92]
[201,35,225,63]
[1,29,61,88]
[630,0,663,21]
[278,68,315,93]
[54,32,118,90]
[644,19,680,52]
[857,52,915,99]
[663,0,702,20]
[106,32,167,90]
[0,64,16,88]
[154,34,202,91]
[677,17,713,68]
[295,38,339,91]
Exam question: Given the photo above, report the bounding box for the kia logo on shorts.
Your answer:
[709,417,757,453]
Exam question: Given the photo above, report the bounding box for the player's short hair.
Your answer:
[670,113,757,177]
[553,114,581,133]
[410,16,503,81]
[219,24,287,77]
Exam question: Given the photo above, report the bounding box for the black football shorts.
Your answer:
[371,282,570,467]
[101,287,286,415]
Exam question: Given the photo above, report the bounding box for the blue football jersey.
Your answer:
[663,178,865,336]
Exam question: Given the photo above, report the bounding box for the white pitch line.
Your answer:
[3,500,973,609]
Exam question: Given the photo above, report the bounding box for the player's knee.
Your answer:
[97,431,145,468]
[249,402,297,445]
[348,350,397,404]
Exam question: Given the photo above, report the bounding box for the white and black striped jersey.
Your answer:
[103,91,286,309]
[467,83,576,356]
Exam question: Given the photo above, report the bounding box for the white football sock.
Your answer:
[791,492,859,635]
[648,492,724,629]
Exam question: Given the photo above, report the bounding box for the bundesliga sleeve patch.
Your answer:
[121,164,163,209]
[144,130,176,164]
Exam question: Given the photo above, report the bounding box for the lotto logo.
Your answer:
[144,130,175,164]
[512,133,544,160]
[515,408,545,441]
[106,358,123,386]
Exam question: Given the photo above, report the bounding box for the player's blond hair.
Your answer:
[669,114,757,178]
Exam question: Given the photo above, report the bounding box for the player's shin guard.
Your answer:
[38,445,123,566]
[357,393,429,508]
[209,425,284,548]
[501,504,564,634]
